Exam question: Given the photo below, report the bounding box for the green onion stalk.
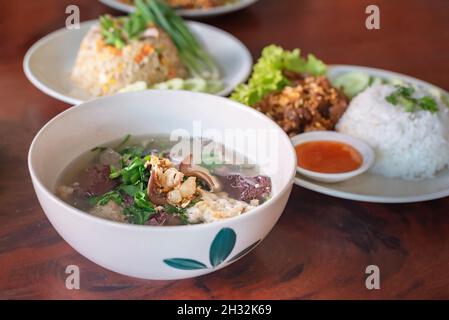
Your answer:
[135,0,220,80]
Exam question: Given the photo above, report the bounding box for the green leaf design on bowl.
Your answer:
[163,228,260,271]
[209,228,236,267]
[228,239,261,263]
[163,258,207,270]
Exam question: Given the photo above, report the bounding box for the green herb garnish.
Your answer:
[123,13,147,40]
[419,96,439,112]
[110,157,148,185]
[386,85,438,113]
[98,0,220,81]
[99,13,148,50]
[124,206,156,225]
[96,190,123,206]
[164,204,189,224]
[134,191,154,210]
[99,15,127,49]
[88,134,207,226]
[119,145,145,158]
[123,190,156,225]
[135,0,220,80]
[119,183,143,196]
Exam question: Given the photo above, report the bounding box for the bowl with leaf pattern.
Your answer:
[28,90,296,280]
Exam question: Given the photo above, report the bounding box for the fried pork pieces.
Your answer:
[255,75,349,136]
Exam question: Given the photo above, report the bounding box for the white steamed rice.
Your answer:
[336,84,449,180]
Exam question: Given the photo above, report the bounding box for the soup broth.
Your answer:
[56,135,272,226]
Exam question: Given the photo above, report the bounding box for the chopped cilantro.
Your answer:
[164,204,189,225]
[134,191,154,210]
[386,85,438,113]
[109,157,149,185]
[95,191,123,206]
[124,206,156,225]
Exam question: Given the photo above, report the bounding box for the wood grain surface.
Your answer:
[1,0,449,299]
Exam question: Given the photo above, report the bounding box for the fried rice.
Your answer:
[71,24,188,97]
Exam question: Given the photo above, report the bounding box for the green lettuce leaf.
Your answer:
[230,45,327,106]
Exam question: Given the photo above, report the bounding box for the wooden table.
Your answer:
[1,0,449,299]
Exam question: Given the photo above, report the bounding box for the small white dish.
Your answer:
[291,131,375,184]
[99,0,260,18]
[23,20,252,105]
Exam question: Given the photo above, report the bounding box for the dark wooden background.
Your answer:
[1,0,449,299]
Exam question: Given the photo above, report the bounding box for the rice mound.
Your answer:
[71,25,188,97]
[336,84,449,180]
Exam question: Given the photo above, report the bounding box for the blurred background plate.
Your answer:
[99,0,260,17]
[23,20,252,105]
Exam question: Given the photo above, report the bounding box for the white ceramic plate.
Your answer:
[99,0,259,17]
[294,65,449,203]
[23,20,252,105]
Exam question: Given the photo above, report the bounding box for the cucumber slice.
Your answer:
[166,78,185,90]
[152,81,170,90]
[118,81,148,93]
[428,87,442,100]
[206,80,224,94]
[185,78,207,92]
[389,78,405,86]
[153,78,184,90]
[332,72,370,98]
[152,78,223,93]
[369,76,383,86]
[154,83,169,90]
[442,94,449,108]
